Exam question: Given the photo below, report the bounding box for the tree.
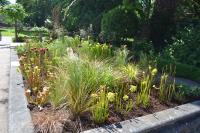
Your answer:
[2,4,27,41]
[63,0,123,34]
[0,0,9,6]
[17,0,53,26]
[150,0,179,51]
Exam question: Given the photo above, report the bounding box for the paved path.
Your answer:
[0,37,11,133]
[0,36,12,45]
[175,77,200,88]
[0,36,25,132]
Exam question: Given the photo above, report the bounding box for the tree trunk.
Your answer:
[15,20,18,42]
[52,6,61,39]
[150,0,179,51]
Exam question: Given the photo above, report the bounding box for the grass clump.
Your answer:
[91,86,109,124]
[136,67,157,108]
[158,68,176,102]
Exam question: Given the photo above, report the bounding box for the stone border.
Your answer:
[83,100,200,133]
[8,48,34,133]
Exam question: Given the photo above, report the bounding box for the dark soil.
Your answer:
[30,91,184,133]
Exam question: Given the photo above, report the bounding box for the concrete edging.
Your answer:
[8,48,34,133]
[83,100,200,133]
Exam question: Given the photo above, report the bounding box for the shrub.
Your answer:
[131,40,154,58]
[163,25,200,67]
[175,84,200,102]
[13,35,27,42]
[31,26,49,41]
[157,57,200,83]
[101,5,139,44]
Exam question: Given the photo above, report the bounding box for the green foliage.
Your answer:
[79,40,113,60]
[136,67,157,108]
[176,0,200,20]
[138,52,156,70]
[150,0,177,51]
[51,59,97,116]
[183,86,200,98]
[12,35,27,42]
[114,46,129,66]
[163,25,200,67]
[158,67,176,102]
[157,57,200,83]
[17,35,193,127]
[136,0,156,23]
[31,26,49,41]
[0,0,9,6]
[18,42,52,106]
[52,57,121,116]
[64,0,123,33]
[0,28,15,36]
[31,26,49,33]
[131,40,154,56]
[91,86,109,124]
[2,3,27,21]
[77,39,129,67]
[122,64,139,81]
[17,0,53,26]
[176,84,200,101]
[101,5,139,43]
[2,3,27,41]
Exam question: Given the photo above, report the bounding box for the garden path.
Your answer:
[0,36,11,133]
[175,77,200,88]
[0,36,12,45]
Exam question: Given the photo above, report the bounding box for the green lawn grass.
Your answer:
[0,28,15,36]
[0,27,49,37]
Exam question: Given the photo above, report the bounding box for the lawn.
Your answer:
[0,27,15,36]
[0,27,48,37]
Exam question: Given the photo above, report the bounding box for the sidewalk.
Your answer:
[0,38,10,133]
[0,36,12,45]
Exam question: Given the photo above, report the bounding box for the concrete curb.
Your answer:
[8,48,34,133]
[82,100,200,133]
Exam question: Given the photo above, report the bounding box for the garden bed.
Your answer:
[17,37,200,133]
[30,92,179,132]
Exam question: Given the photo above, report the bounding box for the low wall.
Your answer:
[9,48,34,133]
[83,101,200,133]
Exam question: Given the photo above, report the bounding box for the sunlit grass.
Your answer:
[1,28,15,36]
[0,27,47,37]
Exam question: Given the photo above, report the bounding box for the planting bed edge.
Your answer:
[9,48,34,133]
[82,100,200,133]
